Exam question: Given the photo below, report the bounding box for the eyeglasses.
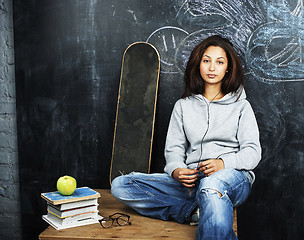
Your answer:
[99,213,131,228]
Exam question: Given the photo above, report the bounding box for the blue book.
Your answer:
[41,187,100,205]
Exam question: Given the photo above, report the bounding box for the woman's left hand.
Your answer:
[198,159,224,176]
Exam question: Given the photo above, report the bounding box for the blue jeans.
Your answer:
[111,169,253,240]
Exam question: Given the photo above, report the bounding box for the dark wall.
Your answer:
[13,0,304,239]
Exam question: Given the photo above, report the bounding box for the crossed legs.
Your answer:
[111,169,252,240]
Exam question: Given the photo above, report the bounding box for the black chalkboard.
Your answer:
[13,0,304,239]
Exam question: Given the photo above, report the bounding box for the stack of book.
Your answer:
[41,187,102,230]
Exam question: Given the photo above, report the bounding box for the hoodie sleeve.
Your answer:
[164,100,188,176]
[221,101,262,170]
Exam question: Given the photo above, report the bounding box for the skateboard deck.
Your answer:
[110,42,160,184]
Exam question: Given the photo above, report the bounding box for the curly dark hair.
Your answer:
[182,35,244,98]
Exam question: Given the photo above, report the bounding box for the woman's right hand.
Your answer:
[172,168,199,188]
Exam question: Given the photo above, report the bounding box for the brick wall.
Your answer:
[0,0,22,239]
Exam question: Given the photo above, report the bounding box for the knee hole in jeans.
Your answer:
[201,188,226,198]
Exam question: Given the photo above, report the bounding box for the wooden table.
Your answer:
[39,189,237,239]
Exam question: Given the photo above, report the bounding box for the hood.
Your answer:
[193,87,246,105]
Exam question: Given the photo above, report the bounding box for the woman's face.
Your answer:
[199,46,228,87]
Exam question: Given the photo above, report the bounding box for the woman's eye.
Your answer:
[203,59,209,63]
[218,61,224,64]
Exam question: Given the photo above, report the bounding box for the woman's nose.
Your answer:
[209,62,215,71]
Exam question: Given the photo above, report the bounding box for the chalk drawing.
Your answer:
[146,0,303,83]
[146,26,189,74]
[246,0,304,82]
[147,0,264,75]
[175,0,264,56]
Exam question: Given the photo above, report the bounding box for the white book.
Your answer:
[47,204,98,218]
[49,198,98,211]
[42,214,103,230]
[46,211,99,225]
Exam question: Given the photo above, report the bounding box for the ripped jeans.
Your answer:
[111,169,253,240]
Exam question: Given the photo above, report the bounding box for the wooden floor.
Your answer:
[39,189,237,240]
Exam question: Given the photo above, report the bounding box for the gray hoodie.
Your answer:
[164,88,261,181]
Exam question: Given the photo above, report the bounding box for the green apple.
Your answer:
[57,175,77,195]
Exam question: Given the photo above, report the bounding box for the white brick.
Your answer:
[0,1,21,240]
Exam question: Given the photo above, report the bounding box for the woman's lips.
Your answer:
[207,74,216,78]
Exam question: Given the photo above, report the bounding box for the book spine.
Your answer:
[43,214,102,229]
[48,198,98,211]
[47,204,98,218]
[47,212,99,225]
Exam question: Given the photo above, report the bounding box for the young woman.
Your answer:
[111,35,261,240]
